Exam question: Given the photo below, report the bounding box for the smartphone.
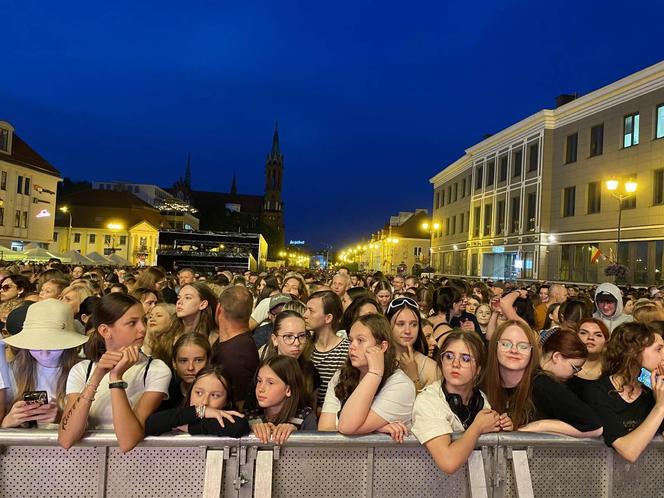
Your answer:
[637,368,653,389]
[23,390,48,406]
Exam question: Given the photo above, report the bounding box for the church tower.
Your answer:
[261,122,285,250]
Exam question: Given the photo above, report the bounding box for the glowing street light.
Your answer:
[605,178,638,267]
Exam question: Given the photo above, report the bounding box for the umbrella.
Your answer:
[107,253,131,266]
[86,251,112,265]
[63,250,96,266]
[23,248,71,263]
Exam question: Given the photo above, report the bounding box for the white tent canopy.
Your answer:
[106,253,131,266]
[23,248,71,263]
[86,251,111,265]
[63,251,96,266]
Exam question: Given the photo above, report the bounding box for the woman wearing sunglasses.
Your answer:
[385,297,439,392]
[483,320,540,429]
[412,330,510,474]
[518,329,603,437]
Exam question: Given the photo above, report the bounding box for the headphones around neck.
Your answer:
[442,383,484,429]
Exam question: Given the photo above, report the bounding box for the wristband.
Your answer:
[109,381,128,390]
[196,405,206,419]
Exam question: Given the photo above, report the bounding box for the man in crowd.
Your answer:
[331,272,351,309]
[211,286,259,408]
[594,282,633,333]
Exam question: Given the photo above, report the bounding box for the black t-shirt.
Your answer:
[158,375,186,411]
[580,375,664,446]
[532,371,602,432]
[210,332,259,405]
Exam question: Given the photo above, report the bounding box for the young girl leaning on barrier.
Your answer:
[247,355,317,445]
[0,299,87,428]
[483,320,540,430]
[145,365,248,437]
[318,313,416,442]
[518,329,603,437]
[411,330,511,474]
[58,293,172,452]
[580,322,664,463]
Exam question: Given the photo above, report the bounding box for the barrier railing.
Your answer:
[0,430,661,498]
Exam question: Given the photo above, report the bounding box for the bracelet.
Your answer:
[80,393,95,402]
[368,371,383,377]
[84,383,98,391]
[196,405,206,419]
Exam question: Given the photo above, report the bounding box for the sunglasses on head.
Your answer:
[386,297,419,314]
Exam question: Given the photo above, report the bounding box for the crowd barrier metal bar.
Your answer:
[2,430,664,497]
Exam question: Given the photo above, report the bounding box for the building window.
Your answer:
[512,148,522,178]
[0,208,4,226]
[527,193,537,231]
[0,171,6,190]
[435,191,440,209]
[528,142,539,172]
[467,175,472,196]
[24,178,30,195]
[447,186,452,204]
[483,204,492,236]
[453,183,458,202]
[565,133,578,163]
[120,235,127,245]
[461,178,466,198]
[104,235,112,245]
[89,234,96,244]
[459,212,465,233]
[440,189,445,207]
[587,182,601,214]
[486,160,495,187]
[657,105,664,139]
[74,233,81,243]
[499,155,508,182]
[53,232,58,241]
[655,169,664,205]
[624,113,640,148]
[590,124,604,156]
[0,129,8,152]
[14,210,20,228]
[473,206,481,237]
[563,186,576,217]
[22,211,27,228]
[16,176,23,195]
[475,165,483,190]
[510,197,520,233]
[451,216,456,235]
[496,200,505,234]
[445,218,450,236]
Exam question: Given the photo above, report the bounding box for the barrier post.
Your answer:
[467,449,489,498]
[509,449,534,498]
[202,447,227,498]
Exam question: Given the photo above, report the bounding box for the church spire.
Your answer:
[271,121,280,156]
[230,170,237,195]
[184,153,192,188]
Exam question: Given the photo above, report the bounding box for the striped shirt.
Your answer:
[311,338,350,406]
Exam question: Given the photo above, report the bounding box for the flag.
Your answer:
[590,245,602,263]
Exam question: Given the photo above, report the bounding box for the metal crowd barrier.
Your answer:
[0,430,662,497]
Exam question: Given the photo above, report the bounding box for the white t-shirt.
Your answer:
[2,364,61,408]
[65,355,171,429]
[321,369,416,426]
[411,380,491,444]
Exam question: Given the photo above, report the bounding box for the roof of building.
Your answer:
[56,189,162,229]
[1,134,61,177]
[191,190,264,214]
[376,210,430,240]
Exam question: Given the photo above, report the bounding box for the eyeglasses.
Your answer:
[278,332,309,345]
[0,284,16,292]
[441,351,475,367]
[498,340,533,353]
[566,358,583,376]
[386,297,419,314]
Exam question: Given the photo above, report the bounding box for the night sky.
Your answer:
[3,1,664,250]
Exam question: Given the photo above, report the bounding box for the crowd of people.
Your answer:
[0,261,663,471]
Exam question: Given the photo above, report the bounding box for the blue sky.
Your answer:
[3,0,664,249]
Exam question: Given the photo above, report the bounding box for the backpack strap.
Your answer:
[143,355,153,386]
[84,360,93,383]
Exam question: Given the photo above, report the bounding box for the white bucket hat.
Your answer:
[3,298,88,350]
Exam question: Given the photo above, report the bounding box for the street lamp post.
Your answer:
[59,206,72,252]
[605,178,637,266]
